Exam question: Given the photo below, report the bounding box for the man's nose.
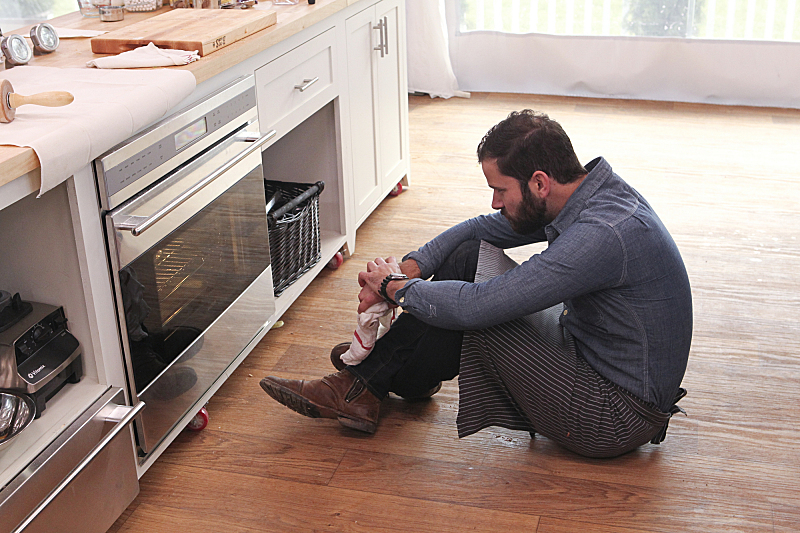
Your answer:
[491,194,503,210]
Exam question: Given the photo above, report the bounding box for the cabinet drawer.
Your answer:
[255,28,337,137]
[0,388,142,533]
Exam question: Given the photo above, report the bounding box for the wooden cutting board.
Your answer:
[90,9,277,57]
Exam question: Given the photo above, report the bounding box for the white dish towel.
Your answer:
[87,43,200,69]
[339,302,397,366]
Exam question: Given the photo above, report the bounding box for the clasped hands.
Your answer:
[357,257,419,313]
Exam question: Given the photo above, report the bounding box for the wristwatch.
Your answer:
[379,273,409,305]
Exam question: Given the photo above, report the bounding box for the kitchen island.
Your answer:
[0,1,409,531]
[0,0,355,191]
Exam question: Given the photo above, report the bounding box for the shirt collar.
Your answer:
[545,157,612,242]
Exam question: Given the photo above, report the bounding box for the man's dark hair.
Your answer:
[477,110,586,185]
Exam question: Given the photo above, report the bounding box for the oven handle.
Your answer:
[124,130,277,237]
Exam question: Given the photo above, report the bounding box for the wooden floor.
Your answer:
[110,93,800,533]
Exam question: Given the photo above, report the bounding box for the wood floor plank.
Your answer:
[129,462,541,533]
[536,516,662,533]
[113,502,263,533]
[479,427,800,509]
[158,428,346,486]
[328,449,774,533]
[772,503,800,533]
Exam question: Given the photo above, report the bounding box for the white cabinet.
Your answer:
[345,0,410,227]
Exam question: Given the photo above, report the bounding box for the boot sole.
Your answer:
[259,378,377,434]
[336,414,377,433]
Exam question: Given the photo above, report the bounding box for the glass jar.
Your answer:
[100,5,126,21]
[77,0,108,17]
[124,0,161,11]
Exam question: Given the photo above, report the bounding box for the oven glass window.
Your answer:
[119,169,269,394]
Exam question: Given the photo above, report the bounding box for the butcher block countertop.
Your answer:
[0,0,357,190]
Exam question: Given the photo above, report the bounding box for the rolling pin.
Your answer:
[0,79,74,123]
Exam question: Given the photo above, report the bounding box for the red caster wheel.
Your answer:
[389,182,403,196]
[327,251,344,270]
[187,407,208,431]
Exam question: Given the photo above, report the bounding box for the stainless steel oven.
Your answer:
[94,76,276,457]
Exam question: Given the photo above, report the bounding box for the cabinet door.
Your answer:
[345,6,383,224]
[375,0,406,190]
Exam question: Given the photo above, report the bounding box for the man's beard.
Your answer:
[502,183,550,234]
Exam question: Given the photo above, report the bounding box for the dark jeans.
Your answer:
[347,240,480,399]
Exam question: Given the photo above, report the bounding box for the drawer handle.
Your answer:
[294,77,319,92]
[12,400,146,533]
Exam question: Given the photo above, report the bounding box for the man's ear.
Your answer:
[529,170,551,198]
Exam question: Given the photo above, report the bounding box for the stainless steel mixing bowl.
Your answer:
[0,390,36,448]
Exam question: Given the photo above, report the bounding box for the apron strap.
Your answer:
[649,387,688,444]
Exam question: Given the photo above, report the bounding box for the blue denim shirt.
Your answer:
[396,157,692,410]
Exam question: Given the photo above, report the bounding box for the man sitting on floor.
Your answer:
[260,109,692,458]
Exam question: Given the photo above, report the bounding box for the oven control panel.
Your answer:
[94,76,259,211]
[101,86,256,198]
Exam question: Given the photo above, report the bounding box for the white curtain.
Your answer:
[442,0,800,109]
[405,0,468,99]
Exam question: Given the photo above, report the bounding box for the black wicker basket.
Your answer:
[264,180,325,297]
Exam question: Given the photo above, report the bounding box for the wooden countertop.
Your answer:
[0,0,357,190]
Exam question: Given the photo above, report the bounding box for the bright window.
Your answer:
[0,0,78,32]
[457,0,800,40]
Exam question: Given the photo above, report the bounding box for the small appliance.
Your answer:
[0,298,82,418]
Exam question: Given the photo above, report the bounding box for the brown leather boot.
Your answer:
[259,370,381,433]
[329,342,442,401]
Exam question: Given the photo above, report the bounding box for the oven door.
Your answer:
[105,124,276,455]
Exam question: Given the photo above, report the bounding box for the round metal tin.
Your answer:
[1,34,33,66]
[30,23,60,53]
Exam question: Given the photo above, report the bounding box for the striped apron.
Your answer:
[456,241,678,458]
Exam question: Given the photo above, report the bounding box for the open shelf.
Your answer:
[260,100,349,321]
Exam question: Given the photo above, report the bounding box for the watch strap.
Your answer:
[379,273,408,305]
